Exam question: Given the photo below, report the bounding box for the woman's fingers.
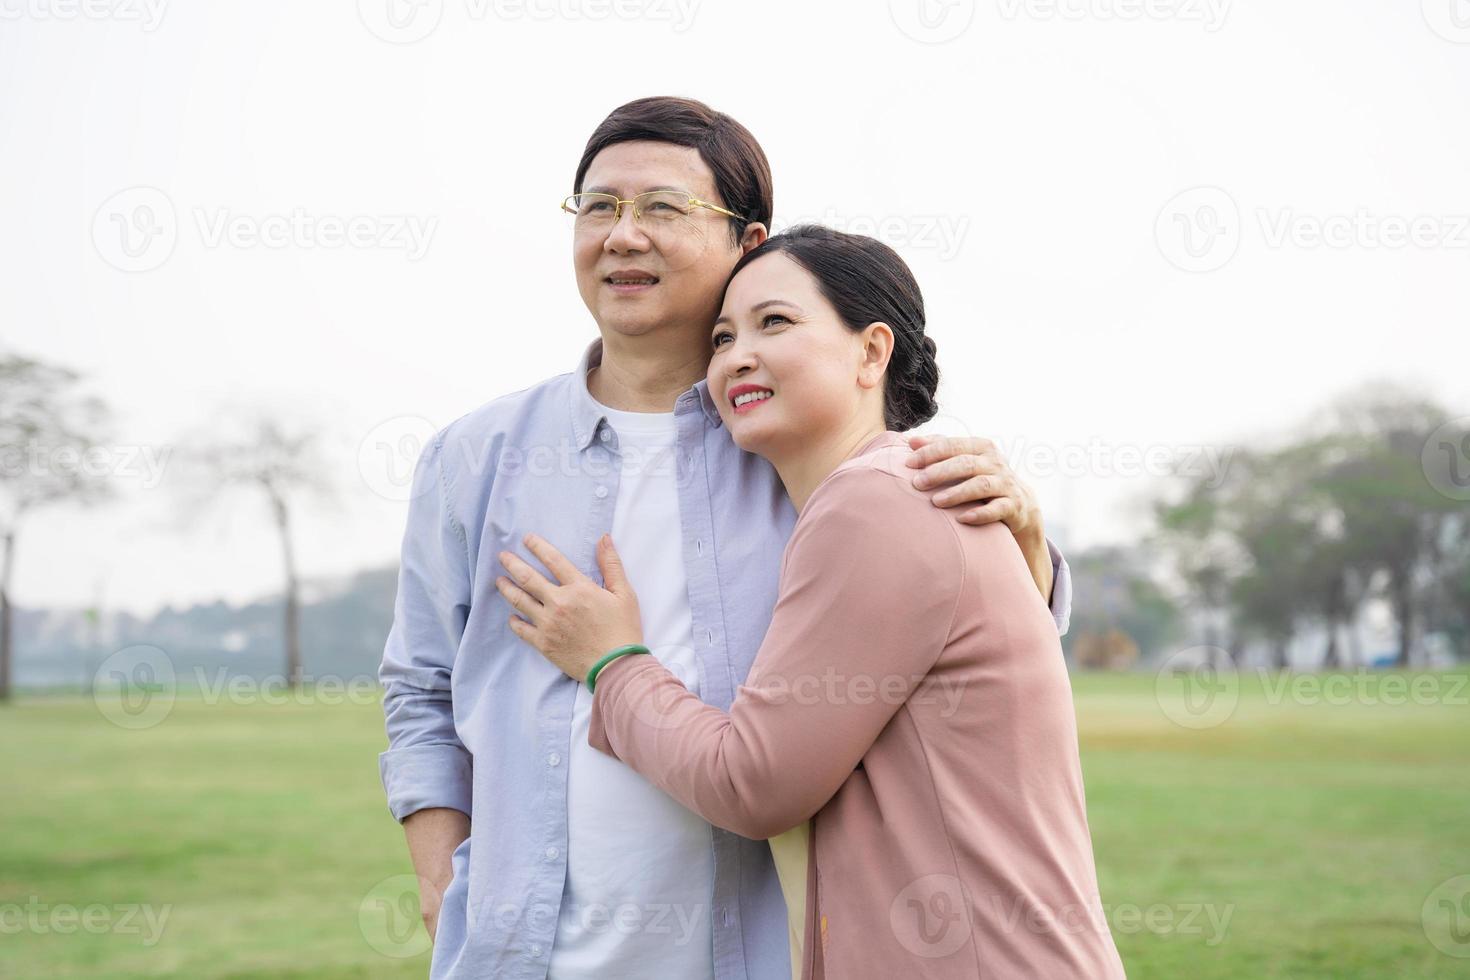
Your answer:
[506,615,540,649]
[495,576,540,619]
[497,551,554,603]
[522,533,584,587]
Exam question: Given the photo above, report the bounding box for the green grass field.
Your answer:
[2,671,1467,979]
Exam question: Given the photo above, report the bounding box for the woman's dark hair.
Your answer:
[725,225,940,430]
[573,96,773,245]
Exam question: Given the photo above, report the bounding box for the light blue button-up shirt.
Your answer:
[378,337,1072,980]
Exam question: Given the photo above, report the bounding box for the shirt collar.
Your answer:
[568,336,723,451]
[690,376,725,429]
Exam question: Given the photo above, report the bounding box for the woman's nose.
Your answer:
[724,337,758,374]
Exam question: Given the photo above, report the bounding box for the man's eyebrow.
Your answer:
[712,299,801,330]
[582,184,694,196]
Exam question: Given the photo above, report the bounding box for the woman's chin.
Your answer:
[729,419,775,456]
[729,426,760,454]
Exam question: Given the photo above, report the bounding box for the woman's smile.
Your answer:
[729,383,775,413]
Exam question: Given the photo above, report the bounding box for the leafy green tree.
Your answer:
[1313,388,1466,666]
[1152,385,1467,669]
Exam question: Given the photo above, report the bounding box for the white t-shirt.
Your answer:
[548,403,717,980]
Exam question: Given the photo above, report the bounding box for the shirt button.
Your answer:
[706,629,714,645]
[722,908,732,926]
[545,846,559,860]
[595,485,608,499]
[530,944,543,957]
[599,429,611,442]
[547,752,561,767]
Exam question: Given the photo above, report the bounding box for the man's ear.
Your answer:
[738,222,768,254]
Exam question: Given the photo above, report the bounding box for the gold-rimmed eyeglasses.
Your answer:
[560,190,740,231]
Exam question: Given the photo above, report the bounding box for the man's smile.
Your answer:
[605,268,661,294]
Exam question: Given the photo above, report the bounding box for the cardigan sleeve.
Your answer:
[587,464,965,840]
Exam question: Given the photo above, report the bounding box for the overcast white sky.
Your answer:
[2,0,1466,617]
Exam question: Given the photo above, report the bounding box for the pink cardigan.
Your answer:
[589,430,1127,979]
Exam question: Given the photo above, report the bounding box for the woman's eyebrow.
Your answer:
[713,299,801,332]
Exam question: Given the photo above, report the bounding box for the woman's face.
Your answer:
[708,251,890,458]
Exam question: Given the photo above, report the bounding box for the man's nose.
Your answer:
[603,205,650,253]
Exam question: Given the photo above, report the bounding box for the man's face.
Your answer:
[572,140,760,345]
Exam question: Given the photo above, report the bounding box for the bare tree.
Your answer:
[181,416,331,689]
[0,352,114,701]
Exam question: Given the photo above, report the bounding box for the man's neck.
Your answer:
[588,329,711,413]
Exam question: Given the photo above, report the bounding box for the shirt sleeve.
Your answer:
[587,465,965,841]
[1048,537,1072,637]
[377,433,474,822]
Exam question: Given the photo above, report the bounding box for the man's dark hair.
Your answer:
[573,96,773,244]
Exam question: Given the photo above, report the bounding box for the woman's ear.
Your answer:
[857,322,895,390]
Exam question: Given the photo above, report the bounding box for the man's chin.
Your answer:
[597,306,668,337]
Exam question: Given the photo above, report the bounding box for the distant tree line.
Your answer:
[1067,385,1470,670]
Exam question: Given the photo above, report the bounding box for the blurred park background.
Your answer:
[5,357,1469,979]
[4,1,1470,978]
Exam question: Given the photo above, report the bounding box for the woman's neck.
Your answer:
[770,419,889,513]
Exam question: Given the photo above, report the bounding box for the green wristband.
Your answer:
[586,644,650,694]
